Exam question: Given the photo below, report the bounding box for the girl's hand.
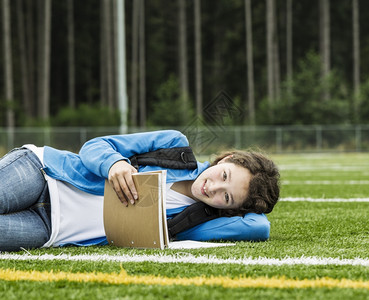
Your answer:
[108,160,138,206]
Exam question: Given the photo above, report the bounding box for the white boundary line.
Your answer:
[280,197,369,202]
[283,180,369,185]
[1,253,369,267]
[280,166,369,171]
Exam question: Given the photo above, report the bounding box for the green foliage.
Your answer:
[4,1,369,127]
[0,98,24,126]
[51,104,120,127]
[23,118,51,127]
[258,51,350,125]
[148,75,195,126]
[357,77,369,124]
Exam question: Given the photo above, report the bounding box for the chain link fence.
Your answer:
[1,125,369,156]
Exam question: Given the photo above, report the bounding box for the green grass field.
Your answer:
[1,152,369,299]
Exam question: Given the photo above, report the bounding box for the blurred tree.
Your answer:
[286,0,293,99]
[25,0,36,118]
[37,0,52,120]
[148,74,194,126]
[272,0,280,101]
[320,0,330,101]
[245,0,255,124]
[139,0,146,126]
[266,0,278,112]
[178,0,189,116]
[130,0,139,126]
[2,0,15,128]
[358,78,369,123]
[352,0,360,120]
[259,51,350,125]
[67,0,75,108]
[101,0,114,109]
[52,104,120,127]
[0,0,367,127]
[16,0,32,117]
[100,0,106,107]
[194,0,203,118]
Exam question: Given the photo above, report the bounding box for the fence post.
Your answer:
[276,127,282,153]
[235,126,241,149]
[316,126,322,151]
[6,127,14,151]
[43,127,51,146]
[355,125,361,152]
[80,127,87,146]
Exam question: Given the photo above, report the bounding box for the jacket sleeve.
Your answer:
[175,213,270,242]
[79,130,189,178]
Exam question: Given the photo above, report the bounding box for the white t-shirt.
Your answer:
[166,183,196,209]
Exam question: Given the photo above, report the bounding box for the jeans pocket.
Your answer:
[0,148,28,170]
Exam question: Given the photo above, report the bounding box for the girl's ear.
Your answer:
[217,154,233,164]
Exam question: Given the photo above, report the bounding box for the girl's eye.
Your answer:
[225,192,230,203]
[223,171,227,181]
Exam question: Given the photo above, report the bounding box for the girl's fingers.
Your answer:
[109,160,138,206]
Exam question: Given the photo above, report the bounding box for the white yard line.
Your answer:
[280,165,369,171]
[282,180,369,185]
[280,197,369,202]
[1,253,369,267]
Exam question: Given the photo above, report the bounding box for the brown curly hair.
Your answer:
[211,150,280,217]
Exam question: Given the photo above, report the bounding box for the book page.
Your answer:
[169,240,236,249]
[160,171,169,248]
[103,171,167,249]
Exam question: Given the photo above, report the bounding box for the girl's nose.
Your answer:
[207,181,224,195]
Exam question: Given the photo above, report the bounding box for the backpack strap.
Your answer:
[130,147,197,170]
[167,202,219,240]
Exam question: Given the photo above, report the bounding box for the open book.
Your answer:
[103,170,169,249]
[104,170,236,249]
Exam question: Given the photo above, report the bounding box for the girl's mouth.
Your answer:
[201,180,209,197]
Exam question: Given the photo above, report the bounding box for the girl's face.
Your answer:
[191,158,251,209]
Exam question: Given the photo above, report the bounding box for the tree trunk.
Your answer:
[352,0,360,122]
[25,0,36,117]
[194,0,203,117]
[42,0,52,120]
[320,0,330,101]
[100,0,106,106]
[16,0,32,117]
[37,0,43,114]
[245,0,255,124]
[104,0,114,109]
[272,0,280,101]
[352,0,360,96]
[2,0,15,128]
[212,6,222,94]
[139,0,146,126]
[67,0,75,108]
[130,0,139,126]
[266,0,275,107]
[286,0,293,99]
[178,0,189,114]
[37,0,52,120]
[111,0,118,109]
[116,0,129,132]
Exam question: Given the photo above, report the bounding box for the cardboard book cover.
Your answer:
[103,170,168,249]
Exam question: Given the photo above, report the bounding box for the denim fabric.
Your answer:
[0,148,51,251]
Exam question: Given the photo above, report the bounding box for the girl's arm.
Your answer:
[79,130,188,178]
[175,213,270,242]
[79,130,189,204]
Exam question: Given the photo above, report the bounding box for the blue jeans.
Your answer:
[0,148,51,251]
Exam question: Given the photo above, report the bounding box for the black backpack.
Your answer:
[129,147,219,240]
